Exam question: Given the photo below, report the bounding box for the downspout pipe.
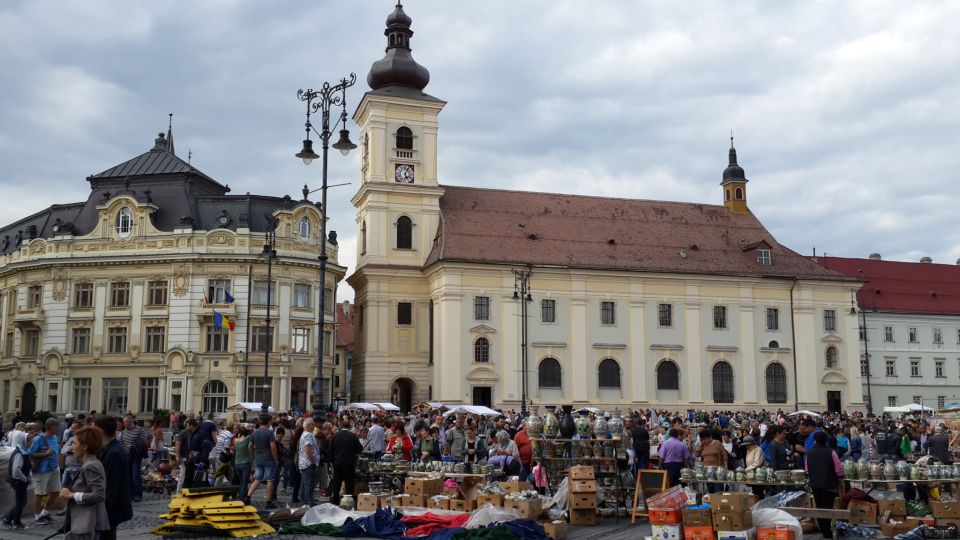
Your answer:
[243,263,253,401]
[790,278,800,412]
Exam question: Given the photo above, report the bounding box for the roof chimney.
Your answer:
[920,256,933,264]
[868,253,881,260]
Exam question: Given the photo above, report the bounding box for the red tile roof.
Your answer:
[813,256,960,315]
[336,302,355,349]
[424,186,849,281]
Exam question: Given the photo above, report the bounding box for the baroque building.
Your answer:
[815,255,960,413]
[348,3,865,412]
[0,130,345,418]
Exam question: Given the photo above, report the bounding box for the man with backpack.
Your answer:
[28,418,61,525]
[3,441,32,529]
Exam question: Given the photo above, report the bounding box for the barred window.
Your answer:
[658,303,673,327]
[474,296,490,321]
[474,337,490,363]
[598,358,621,389]
[541,299,556,323]
[538,357,562,388]
[824,309,836,332]
[766,308,779,331]
[765,363,787,403]
[713,305,727,329]
[712,361,734,403]
[601,301,616,325]
[656,361,679,390]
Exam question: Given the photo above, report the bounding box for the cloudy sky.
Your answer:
[2,0,959,299]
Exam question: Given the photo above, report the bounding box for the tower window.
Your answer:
[396,216,413,249]
[298,217,311,240]
[735,187,744,200]
[396,127,413,150]
[725,188,731,201]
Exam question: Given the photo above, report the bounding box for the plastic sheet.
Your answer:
[752,490,807,510]
[546,477,569,513]
[751,508,803,540]
[463,503,522,529]
[302,502,373,526]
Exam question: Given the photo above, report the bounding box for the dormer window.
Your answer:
[298,217,311,240]
[116,207,133,237]
[757,248,772,265]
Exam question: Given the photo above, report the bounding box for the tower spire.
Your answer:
[720,133,749,214]
[367,1,430,91]
[167,113,176,155]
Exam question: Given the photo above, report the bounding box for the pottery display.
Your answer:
[755,468,767,482]
[857,460,869,480]
[745,470,756,482]
[843,461,857,479]
[340,494,355,511]
[735,467,746,481]
[575,411,593,437]
[543,406,560,438]
[559,406,577,439]
[594,414,610,439]
[884,462,897,480]
[608,410,625,440]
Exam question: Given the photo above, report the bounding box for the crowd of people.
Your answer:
[3,405,958,536]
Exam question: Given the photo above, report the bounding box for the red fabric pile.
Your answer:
[401,512,472,537]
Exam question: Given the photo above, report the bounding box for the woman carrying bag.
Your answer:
[58,426,110,540]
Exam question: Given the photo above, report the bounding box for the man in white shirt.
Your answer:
[367,417,385,459]
[297,418,318,506]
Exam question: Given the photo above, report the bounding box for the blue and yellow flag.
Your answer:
[213,310,236,331]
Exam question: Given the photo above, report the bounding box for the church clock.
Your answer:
[394,164,414,183]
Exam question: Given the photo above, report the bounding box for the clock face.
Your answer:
[395,164,414,183]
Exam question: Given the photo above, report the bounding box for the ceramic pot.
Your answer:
[524,413,544,440]
[594,414,610,439]
[576,411,594,437]
[340,494,355,511]
[857,460,869,480]
[543,406,560,438]
[608,410,625,440]
[884,462,896,480]
[559,406,577,439]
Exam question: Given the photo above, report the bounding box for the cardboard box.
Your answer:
[477,494,504,508]
[405,478,443,496]
[880,521,917,537]
[784,493,813,509]
[651,524,684,540]
[683,508,713,527]
[936,518,960,528]
[931,501,960,519]
[569,480,598,493]
[357,493,380,512]
[505,498,543,519]
[501,480,534,493]
[848,500,878,526]
[449,499,477,513]
[877,499,908,518]
[684,526,715,540]
[908,517,936,527]
[713,511,753,531]
[569,508,596,526]
[544,521,567,540]
[569,465,596,480]
[756,525,795,540]
[569,493,598,510]
[704,493,754,514]
[649,508,683,525]
[716,530,754,540]
[428,497,451,510]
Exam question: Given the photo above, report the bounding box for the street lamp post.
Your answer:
[260,215,278,416]
[296,73,357,423]
[513,265,533,417]
[850,294,873,415]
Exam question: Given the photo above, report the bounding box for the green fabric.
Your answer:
[235,434,251,465]
[450,525,521,540]
[278,522,347,536]
[900,435,912,456]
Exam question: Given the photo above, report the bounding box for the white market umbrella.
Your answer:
[374,403,401,411]
[344,402,380,411]
[443,405,503,417]
[904,403,934,412]
[226,402,276,414]
[788,410,822,418]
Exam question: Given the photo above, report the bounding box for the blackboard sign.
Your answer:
[631,469,669,524]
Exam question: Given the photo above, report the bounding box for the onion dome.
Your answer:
[721,136,748,184]
[367,2,430,91]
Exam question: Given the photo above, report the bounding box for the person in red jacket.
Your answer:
[514,422,533,481]
[386,421,414,461]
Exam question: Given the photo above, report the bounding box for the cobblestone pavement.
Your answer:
[3,490,652,540]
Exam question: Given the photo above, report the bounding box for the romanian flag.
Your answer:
[213,310,236,331]
[225,290,235,303]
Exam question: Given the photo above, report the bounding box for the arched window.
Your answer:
[768,340,780,349]
[396,127,413,150]
[712,361,734,403]
[361,221,367,255]
[202,380,229,415]
[825,346,838,368]
[598,358,621,389]
[474,337,489,363]
[725,188,731,201]
[298,217,311,240]
[396,216,413,249]
[538,357,562,388]
[116,207,133,237]
[766,363,787,403]
[735,187,743,200]
[656,361,680,390]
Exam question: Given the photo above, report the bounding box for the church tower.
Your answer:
[348,2,445,408]
[720,137,749,214]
